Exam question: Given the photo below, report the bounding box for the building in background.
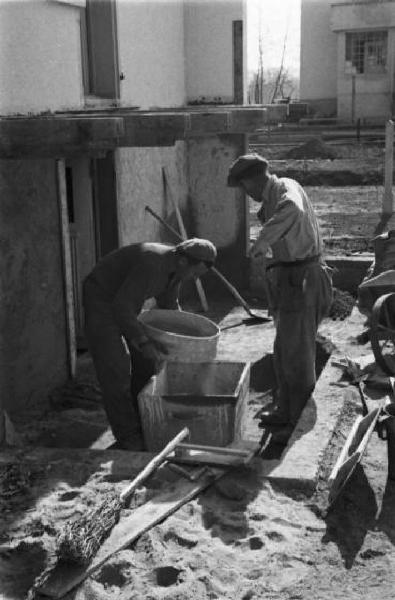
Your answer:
[300,0,395,121]
[0,0,284,415]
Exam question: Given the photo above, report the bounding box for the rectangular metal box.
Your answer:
[138,361,250,452]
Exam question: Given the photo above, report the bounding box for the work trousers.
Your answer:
[266,261,333,425]
[83,278,156,446]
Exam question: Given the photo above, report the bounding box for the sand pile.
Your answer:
[286,137,338,160]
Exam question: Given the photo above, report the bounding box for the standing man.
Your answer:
[227,154,332,441]
[83,238,217,450]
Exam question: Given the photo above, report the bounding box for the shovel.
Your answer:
[145,205,271,325]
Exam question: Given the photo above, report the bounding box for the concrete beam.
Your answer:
[0,115,124,158]
[0,107,271,157]
[262,360,347,494]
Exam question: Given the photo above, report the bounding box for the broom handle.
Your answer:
[162,168,209,312]
[119,427,190,503]
[145,205,255,316]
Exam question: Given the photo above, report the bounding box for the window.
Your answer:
[345,31,387,74]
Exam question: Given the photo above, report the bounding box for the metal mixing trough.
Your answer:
[138,361,250,451]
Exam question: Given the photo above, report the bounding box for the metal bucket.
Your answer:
[138,309,220,362]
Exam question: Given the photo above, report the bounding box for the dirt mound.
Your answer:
[286,137,338,160]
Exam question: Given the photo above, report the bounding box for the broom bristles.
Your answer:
[57,492,122,565]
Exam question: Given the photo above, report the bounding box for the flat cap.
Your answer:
[227,153,268,187]
[176,238,217,263]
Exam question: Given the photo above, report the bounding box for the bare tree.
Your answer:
[270,28,289,103]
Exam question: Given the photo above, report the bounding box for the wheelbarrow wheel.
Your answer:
[370,292,395,376]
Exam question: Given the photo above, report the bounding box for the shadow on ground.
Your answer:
[322,464,378,569]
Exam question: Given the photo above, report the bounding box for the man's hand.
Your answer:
[140,339,169,367]
[250,239,269,260]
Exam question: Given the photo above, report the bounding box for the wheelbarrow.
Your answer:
[358,269,395,375]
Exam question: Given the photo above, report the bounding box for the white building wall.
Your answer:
[116,143,188,246]
[336,30,395,120]
[300,0,338,114]
[0,0,84,115]
[117,0,186,109]
[184,0,244,104]
[331,0,395,31]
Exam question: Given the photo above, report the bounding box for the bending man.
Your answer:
[227,154,332,441]
[83,238,217,450]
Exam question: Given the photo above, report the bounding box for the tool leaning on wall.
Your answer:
[145,205,271,325]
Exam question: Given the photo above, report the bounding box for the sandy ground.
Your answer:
[1,300,395,600]
[2,142,394,599]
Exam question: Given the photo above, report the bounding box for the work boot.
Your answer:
[258,408,289,427]
[270,424,294,445]
[109,428,145,451]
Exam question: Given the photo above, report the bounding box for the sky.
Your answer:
[247,0,301,78]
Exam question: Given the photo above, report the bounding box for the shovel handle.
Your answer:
[145,205,258,318]
[119,427,190,503]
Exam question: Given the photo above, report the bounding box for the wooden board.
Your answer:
[56,159,77,379]
[37,468,225,599]
[328,406,383,507]
[169,444,255,467]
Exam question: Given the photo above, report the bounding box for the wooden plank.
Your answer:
[328,406,383,507]
[56,160,77,379]
[328,415,363,488]
[37,468,225,598]
[170,444,255,467]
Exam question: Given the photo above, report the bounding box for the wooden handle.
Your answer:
[145,204,253,316]
[119,427,190,503]
[211,267,253,315]
[162,168,209,312]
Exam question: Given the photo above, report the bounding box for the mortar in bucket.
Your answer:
[138,309,220,361]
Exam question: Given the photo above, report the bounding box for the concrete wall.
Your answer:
[184,0,245,104]
[186,134,248,289]
[0,160,68,412]
[0,0,84,115]
[116,142,189,246]
[117,0,186,109]
[300,0,338,112]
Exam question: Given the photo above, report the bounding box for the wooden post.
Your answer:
[383,119,394,215]
[56,159,77,378]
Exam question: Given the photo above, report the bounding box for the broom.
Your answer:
[57,427,190,565]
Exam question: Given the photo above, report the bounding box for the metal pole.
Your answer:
[383,119,394,215]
